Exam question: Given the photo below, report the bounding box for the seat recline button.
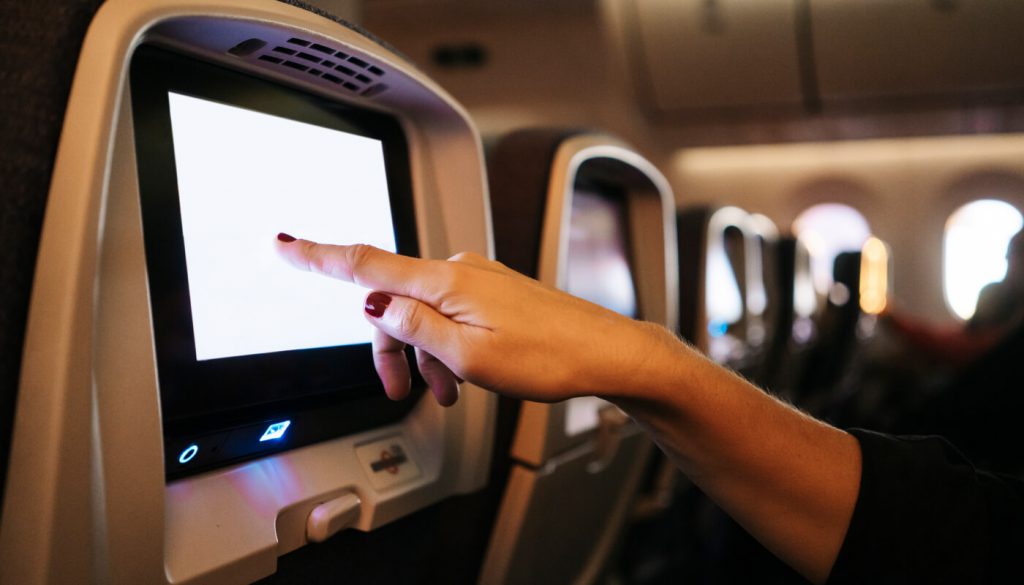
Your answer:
[306,491,361,543]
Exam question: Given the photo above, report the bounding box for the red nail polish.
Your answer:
[277,232,296,243]
[365,292,392,318]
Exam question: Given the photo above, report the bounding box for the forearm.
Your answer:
[276,239,862,581]
[603,324,861,585]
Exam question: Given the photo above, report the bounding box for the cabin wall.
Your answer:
[673,136,1024,323]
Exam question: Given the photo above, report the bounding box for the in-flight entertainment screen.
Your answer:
[565,185,638,318]
[167,92,395,361]
[131,46,421,478]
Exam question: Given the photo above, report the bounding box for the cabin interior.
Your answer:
[1,1,1022,584]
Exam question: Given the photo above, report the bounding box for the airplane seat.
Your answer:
[691,228,834,585]
[760,236,821,400]
[0,0,105,525]
[482,128,679,585]
[722,224,752,356]
[758,235,798,394]
[489,128,587,277]
[743,214,780,388]
[676,205,763,370]
[793,251,864,414]
[819,237,909,431]
[670,211,806,585]
[1,2,500,583]
[897,319,1024,476]
[676,207,715,347]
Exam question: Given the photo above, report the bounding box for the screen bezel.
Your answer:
[130,45,422,478]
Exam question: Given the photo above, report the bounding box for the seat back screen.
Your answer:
[131,45,421,479]
[565,186,638,318]
[168,93,396,361]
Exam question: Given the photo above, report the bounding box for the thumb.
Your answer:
[364,291,459,367]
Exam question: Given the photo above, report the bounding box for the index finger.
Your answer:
[274,235,441,302]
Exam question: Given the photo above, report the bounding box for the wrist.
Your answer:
[595,321,701,406]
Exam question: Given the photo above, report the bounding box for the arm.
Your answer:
[619,345,860,584]
[275,238,860,584]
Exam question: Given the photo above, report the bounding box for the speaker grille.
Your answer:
[231,36,389,97]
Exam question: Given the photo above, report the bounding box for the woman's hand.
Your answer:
[275,236,679,406]
[275,235,861,584]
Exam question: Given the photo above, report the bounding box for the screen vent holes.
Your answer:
[229,37,389,97]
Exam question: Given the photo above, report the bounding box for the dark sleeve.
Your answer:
[826,429,1024,585]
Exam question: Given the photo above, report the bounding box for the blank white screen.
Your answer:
[168,92,397,361]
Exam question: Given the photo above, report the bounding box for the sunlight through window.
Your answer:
[944,199,1023,320]
[792,204,871,295]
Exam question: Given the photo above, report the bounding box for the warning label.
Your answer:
[370,444,408,474]
[355,435,422,491]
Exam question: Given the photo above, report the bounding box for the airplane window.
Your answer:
[859,236,890,315]
[943,199,1023,320]
[792,203,871,296]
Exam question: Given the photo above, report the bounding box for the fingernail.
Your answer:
[277,232,296,243]
[365,292,392,318]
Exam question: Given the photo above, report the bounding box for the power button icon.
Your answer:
[178,444,199,464]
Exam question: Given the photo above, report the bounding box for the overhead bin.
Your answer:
[811,0,1024,102]
[627,0,1024,115]
[630,0,804,112]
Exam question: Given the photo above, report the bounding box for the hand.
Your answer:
[275,236,862,585]
[274,236,677,406]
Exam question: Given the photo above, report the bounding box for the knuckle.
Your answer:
[491,259,516,274]
[418,353,447,377]
[393,301,424,338]
[447,251,483,264]
[346,243,373,268]
[417,350,441,368]
[302,241,324,273]
[344,244,376,280]
[431,261,462,293]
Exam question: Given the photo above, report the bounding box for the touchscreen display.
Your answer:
[131,46,421,478]
[565,187,638,318]
[168,93,396,361]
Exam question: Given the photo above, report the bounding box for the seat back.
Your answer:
[677,206,766,370]
[759,236,822,397]
[793,251,864,411]
[2,3,500,583]
[482,128,678,585]
[0,0,105,525]
[741,214,780,385]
